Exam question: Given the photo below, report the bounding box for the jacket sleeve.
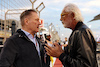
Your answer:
[59,29,97,67]
[0,38,19,67]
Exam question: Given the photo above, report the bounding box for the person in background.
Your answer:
[63,37,68,46]
[0,9,48,67]
[41,34,51,67]
[45,3,98,67]
[62,37,68,50]
[55,40,61,46]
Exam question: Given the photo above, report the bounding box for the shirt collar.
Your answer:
[21,29,36,38]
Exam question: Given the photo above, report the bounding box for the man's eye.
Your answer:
[35,19,39,21]
[62,15,65,16]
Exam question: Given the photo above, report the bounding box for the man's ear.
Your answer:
[71,12,75,18]
[24,18,29,25]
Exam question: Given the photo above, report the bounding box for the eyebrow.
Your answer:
[61,12,69,16]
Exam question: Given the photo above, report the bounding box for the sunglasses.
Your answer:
[61,12,69,17]
[60,12,69,21]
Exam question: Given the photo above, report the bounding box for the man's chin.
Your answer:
[36,30,39,32]
[34,30,39,33]
[63,25,66,28]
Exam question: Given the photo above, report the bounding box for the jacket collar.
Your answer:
[16,29,32,42]
[16,29,40,42]
[69,22,83,38]
[73,21,83,31]
[16,29,26,36]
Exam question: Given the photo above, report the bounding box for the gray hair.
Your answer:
[63,3,84,22]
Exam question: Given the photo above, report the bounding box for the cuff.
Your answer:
[59,53,66,61]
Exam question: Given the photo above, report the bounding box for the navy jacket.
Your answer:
[0,29,48,67]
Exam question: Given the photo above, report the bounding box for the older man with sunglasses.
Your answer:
[45,3,98,67]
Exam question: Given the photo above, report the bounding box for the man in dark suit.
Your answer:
[0,9,47,67]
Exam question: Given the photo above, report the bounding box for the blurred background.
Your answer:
[0,0,100,66]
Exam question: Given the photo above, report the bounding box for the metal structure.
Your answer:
[4,9,27,42]
[36,2,45,17]
[0,0,60,45]
[11,21,16,35]
[29,0,37,9]
[0,0,33,44]
[35,2,45,37]
[49,23,52,34]
[48,23,60,42]
[56,25,60,37]
[0,0,45,44]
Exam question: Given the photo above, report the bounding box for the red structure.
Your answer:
[53,58,63,67]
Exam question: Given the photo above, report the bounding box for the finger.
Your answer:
[46,52,51,56]
[44,46,48,50]
[44,46,51,53]
[53,42,59,47]
[45,44,52,49]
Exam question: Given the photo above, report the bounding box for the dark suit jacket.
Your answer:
[0,29,47,67]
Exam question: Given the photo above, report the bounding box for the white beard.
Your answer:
[63,24,67,28]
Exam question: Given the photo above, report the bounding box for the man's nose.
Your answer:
[38,20,41,25]
[38,22,41,25]
[60,18,62,21]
